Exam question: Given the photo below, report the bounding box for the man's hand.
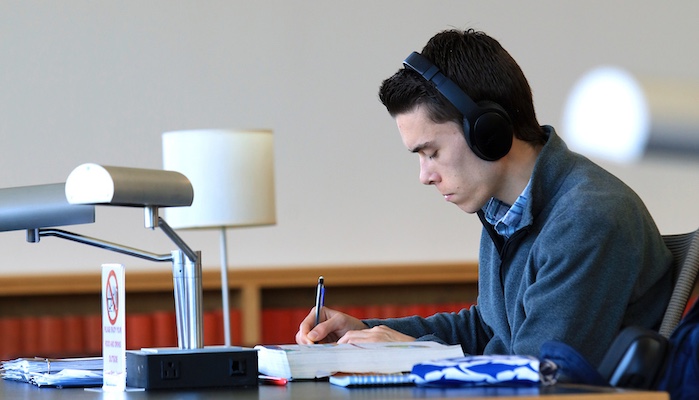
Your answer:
[337,325,416,343]
[295,306,366,344]
[295,306,416,344]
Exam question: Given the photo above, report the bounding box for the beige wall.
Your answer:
[2,1,698,274]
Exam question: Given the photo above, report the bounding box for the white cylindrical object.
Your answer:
[562,67,650,163]
[562,66,699,162]
[65,163,193,207]
[162,129,276,229]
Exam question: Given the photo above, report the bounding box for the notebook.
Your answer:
[329,372,414,387]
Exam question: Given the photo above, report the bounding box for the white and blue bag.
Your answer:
[410,355,556,387]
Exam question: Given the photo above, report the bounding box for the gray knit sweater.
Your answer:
[364,126,673,366]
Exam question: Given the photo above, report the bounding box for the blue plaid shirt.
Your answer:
[482,180,532,239]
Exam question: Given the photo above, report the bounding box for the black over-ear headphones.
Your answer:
[403,51,513,161]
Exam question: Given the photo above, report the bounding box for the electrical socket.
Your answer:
[229,358,246,376]
[160,360,180,380]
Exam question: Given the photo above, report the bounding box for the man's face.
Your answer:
[396,106,504,214]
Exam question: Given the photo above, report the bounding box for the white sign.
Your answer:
[102,263,126,391]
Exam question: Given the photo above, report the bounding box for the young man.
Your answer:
[296,29,673,366]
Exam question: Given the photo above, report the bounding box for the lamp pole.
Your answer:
[220,227,232,346]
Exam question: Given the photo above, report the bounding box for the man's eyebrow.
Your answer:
[408,141,433,153]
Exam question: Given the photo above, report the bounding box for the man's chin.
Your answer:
[454,203,480,214]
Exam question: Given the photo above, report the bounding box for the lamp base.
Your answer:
[125,346,258,390]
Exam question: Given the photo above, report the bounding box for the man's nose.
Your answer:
[419,165,437,185]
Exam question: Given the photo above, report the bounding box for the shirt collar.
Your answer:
[482,180,532,239]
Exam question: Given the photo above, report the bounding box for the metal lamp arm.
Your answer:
[26,216,197,264]
[156,216,197,263]
[29,228,173,263]
[29,223,204,349]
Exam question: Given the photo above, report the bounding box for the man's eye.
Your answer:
[429,151,438,159]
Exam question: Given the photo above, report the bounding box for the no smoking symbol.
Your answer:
[105,270,119,325]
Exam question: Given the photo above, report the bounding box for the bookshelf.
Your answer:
[0,262,479,353]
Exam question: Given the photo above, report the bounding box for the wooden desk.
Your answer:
[0,379,669,400]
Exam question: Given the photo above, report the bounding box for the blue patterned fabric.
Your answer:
[410,355,550,387]
[482,180,531,239]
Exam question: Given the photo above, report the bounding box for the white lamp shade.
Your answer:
[162,129,276,229]
[563,66,699,162]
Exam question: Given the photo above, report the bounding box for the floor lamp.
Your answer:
[162,129,276,346]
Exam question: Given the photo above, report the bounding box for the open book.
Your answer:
[255,341,464,380]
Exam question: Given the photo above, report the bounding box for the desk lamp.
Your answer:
[63,163,202,349]
[162,129,276,346]
[0,164,258,389]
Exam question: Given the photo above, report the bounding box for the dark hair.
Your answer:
[378,29,545,145]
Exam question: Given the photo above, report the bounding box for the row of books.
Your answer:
[0,302,473,361]
[0,310,241,361]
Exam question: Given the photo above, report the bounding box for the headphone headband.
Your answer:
[403,52,480,123]
[402,51,513,161]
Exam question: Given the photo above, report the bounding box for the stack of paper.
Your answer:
[0,357,103,387]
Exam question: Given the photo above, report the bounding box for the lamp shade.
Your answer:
[162,129,276,229]
[562,66,699,162]
[65,163,193,207]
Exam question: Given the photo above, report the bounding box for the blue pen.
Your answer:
[314,276,325,326]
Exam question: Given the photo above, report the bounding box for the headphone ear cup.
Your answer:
[466,101,513,161]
